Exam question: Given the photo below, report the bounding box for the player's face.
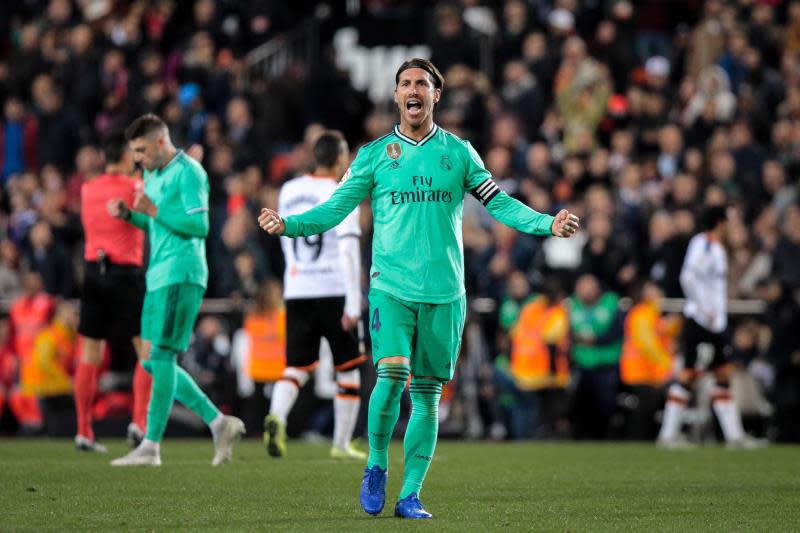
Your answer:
[394,68,441,130]
[129,135,163,172]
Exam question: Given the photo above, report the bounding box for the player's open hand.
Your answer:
[258,208,285,235]
[133,191,157,217]
[107,198,129,219]
[551,209,580,238]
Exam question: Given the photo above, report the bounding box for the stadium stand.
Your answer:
[0,0,797,443]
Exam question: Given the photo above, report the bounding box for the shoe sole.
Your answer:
[264,417,285,458]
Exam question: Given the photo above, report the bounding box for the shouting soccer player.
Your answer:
[109,114,245,466]
[264,130,366,460]
[259,59,579,518]
[74,132,149,453]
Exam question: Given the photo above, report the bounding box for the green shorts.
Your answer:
[368,288,466,381]
[141,283,205,353]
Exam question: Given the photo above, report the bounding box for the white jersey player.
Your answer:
[658,206,764,448]
[265,130,367,460]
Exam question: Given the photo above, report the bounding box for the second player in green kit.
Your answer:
[109,114,244,467]
[259,58,580,518]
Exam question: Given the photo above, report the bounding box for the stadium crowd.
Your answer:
[0,0,798,443]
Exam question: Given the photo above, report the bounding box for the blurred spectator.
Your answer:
[758,280,800,443]
[428,2,479,72]
[4,270,55,433]
[29,300,78,437]
[23,220,75,299]
[619,280,679,439]
[182,316,230,409]
[568,274,624,440]
[1,96,38,183]
[34,84,82,172]
[579,213,636,294]
[225,96,265,171]
[231,279,286,436]
[0,239,23,299]
[471,220,538,302]
[682,66,736,127]
[500,60,545,140]
[771,204,800,292]
[686,0,728,78]
[555,37,611,153]
[508,277,569,439]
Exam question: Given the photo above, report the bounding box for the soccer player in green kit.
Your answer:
[259,59,580,518]
[109,114,245,466]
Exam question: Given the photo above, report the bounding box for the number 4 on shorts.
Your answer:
[370,308,381,332]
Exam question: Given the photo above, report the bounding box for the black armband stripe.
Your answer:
[471,178,501,205]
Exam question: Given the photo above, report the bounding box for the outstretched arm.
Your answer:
[463,140,578,237]
[482,189,579,237]
[259,149,374,238]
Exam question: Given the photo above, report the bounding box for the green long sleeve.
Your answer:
[127,210,150,230]
[154,206,209,238]
[283,171,371,237]
[485,192,554,236]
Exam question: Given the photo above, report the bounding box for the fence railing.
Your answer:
[244,18,320,83]
[0,297,768,316]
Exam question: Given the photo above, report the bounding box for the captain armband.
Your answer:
[470,178,501,205]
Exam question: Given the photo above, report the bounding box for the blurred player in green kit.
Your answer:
[109,114,244,467]
[259,59,580,517]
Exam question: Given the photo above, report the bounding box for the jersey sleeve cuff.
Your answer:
[283,216,298,237]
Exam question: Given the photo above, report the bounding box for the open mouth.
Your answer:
[406,99,422,116]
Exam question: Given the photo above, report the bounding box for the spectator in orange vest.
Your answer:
[620,280,680,439]
[4,269,55,433]
[231,279,286,435]
[508,277,570,439]
[29,301,79,436]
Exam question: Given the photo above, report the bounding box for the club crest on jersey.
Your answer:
[440,154,452,170]
[386,142,402,160]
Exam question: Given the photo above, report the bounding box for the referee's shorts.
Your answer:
[78,260,145,340]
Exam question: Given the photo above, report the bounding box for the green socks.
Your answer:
[367,363,410,470]
[142,347,221,442]
[400,378,442,498]
[142,356,176,442]
[174,366,220,425]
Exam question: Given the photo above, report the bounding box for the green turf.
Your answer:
[0,439,798,532]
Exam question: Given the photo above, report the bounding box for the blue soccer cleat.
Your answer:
[394,493,432,519]
[360,465,387,515]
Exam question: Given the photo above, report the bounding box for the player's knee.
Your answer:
[375,363,410,396]
[280,366,310,388]
[80,337,104,365]
[336,368,361,399]
[336,368,360,388]
[666,382,691,405]
[409,378,443,417]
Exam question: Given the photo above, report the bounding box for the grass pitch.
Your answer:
[0,439,798,532]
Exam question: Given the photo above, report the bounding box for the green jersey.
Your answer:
[128,150,210,291]
[568,292,622,369]
[283,125,555,304]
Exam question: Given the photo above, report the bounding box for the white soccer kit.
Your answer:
[279,175,361,316]
[679,232,728,333]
